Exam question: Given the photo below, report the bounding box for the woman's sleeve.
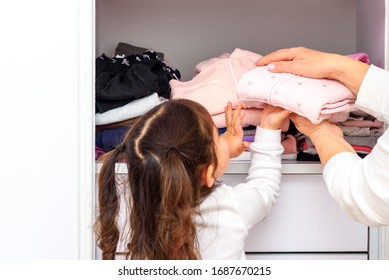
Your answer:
[231,127,284,229]
[355,64,389,123]
[323,64,389,226]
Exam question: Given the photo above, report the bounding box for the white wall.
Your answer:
[96,0,357,81]
[357,0,386,68]
[0,0,85,259]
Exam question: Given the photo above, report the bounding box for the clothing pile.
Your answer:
[95,42,181,159]
[295,111,383,161]
[95,45,378,161]
[170,48,375,160]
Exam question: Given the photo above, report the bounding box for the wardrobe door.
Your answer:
[221,174,368,256]
[0,0,95,259]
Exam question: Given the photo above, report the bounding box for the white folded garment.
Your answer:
[95,93,165,125]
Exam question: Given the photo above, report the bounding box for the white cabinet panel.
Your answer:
[221,174,368,252]
[246,253,367,260]
[0,0,82,260]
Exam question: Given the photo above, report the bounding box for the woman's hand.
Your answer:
[260,104,290,130]
[255,46,369,95]
[289,113,355,166]
[221,102,250,158]
[255,47,339,79]
[289,113,343,139]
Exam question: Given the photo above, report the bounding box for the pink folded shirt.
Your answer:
[170,48,261,115]
[236,66,356,124]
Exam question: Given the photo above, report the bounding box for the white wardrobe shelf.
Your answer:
[95,160,323,175]
[225,160,323,175]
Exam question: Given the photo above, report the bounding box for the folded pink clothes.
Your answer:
[170,48,262,115]
[211,108,290,132]
[195,52,231,74]
[346,53,370,64]
[236,66,356,124]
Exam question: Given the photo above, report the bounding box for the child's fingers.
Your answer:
[225,102,233,128]
[233,111,245,134]
[278,109,291,120]
[232,103,245,131]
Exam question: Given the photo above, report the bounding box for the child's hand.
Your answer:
[260,104,290,130]
[221,102,250,158]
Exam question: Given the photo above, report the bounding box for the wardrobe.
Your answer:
[93,0,388,260]
[1,0,388,260]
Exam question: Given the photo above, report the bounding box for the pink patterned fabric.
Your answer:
[236,66,356,124]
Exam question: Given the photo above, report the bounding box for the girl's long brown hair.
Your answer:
[94,99,218,259]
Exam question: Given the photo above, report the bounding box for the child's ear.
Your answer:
[202,164,215,188]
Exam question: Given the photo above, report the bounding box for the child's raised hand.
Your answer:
[222,102,250,158]
[260,104,290,130]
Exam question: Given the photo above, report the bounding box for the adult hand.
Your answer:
[255,46,369,95]
[255,47,339,79]
[289,113,355,166]
[289,113,343,139]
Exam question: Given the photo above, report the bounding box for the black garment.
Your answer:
[95,51,181,113]
[115,42,165,61]
[296,152,320,161]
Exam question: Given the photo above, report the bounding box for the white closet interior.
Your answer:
[95,0,385,81]
[93,0,388,260]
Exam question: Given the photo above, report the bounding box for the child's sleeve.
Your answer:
[231,127,284,230]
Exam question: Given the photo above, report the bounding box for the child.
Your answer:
[94,99,289,259]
